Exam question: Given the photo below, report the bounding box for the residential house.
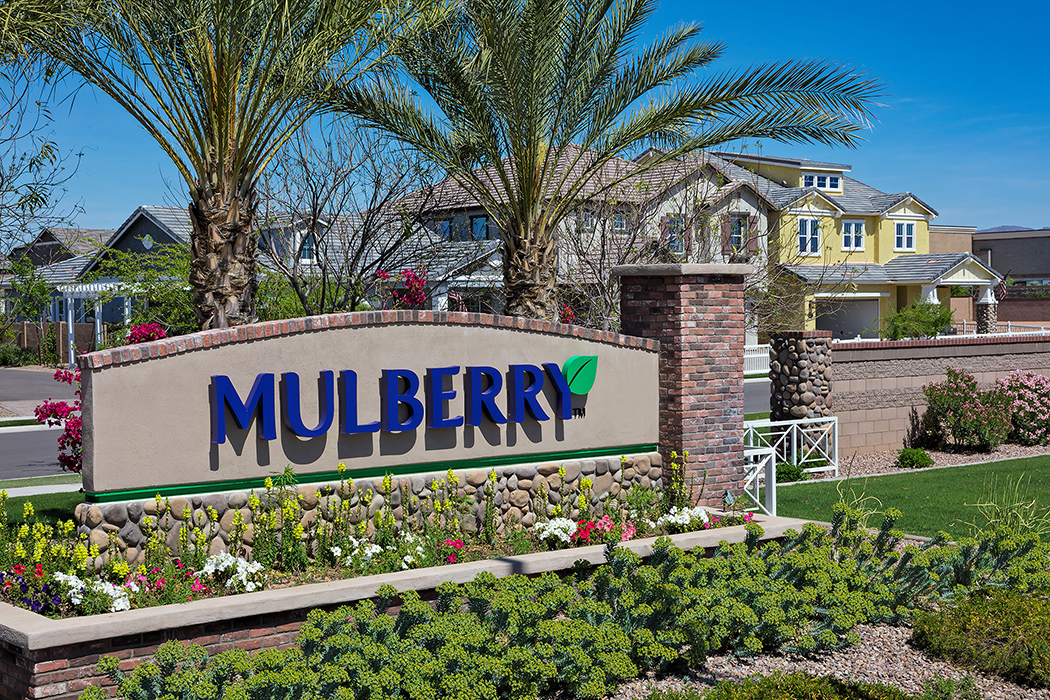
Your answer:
[709,152,1002,339]
[404,147,1001,338]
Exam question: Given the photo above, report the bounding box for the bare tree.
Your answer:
[257,116,473,316]
[555,151,858,334]
[0,61,81,260]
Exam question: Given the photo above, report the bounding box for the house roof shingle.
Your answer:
[785,252,999,286]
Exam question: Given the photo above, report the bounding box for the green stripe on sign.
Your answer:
[84,444,661,503]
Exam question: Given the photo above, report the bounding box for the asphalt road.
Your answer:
[744,380,768,414]
[0,429,63,478]
[0,368,78,402]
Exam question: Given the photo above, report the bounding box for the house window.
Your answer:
[470,216,490,241]
[842,220,864,251]
[804,173,841,190]
[300,232,316,263]
[578,212,595,230]
[894,221,916,251]
[667,215,686,253]
[613,212,626,230]
[798,218,821,255]
[730,217,745,251]
[434,220,451,239]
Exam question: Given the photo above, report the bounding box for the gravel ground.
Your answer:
[605,446,1050,700]
[0,405,18,418]
[609,624,1048,700]
[812,443,1050,480]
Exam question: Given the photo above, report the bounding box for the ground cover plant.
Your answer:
[776,455,1050,539]
[81,506,1050,700]
[642,672,981,700]
[912,590,1050,688]
[0,461,753,617]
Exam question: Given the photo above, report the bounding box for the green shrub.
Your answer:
[912,590,1050,688]
[0,343,30,366]
[85,509,1050,700]
[894,448,933,470]
[917,368,1011,451]
[776,461,808,483]
[646,672,911,699]
[881,301,954,340]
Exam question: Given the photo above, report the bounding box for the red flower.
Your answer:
[33,564,44,579]
[11,564,25,576]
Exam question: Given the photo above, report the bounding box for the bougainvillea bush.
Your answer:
[83,506,1050,700]
[33,324,168,473]
[918,367,1011,451]
[33,367,82,472]
[996,370,1050,446]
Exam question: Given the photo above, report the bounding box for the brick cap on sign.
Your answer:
[77,311,660,371]
[611,263,753,277]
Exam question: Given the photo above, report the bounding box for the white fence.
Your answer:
[744,344,770,376]
[740,416,839,517]
[953,320,1050,336]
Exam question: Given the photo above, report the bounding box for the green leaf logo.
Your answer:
[562,355,598,395]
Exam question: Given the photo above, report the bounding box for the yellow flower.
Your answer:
[23,501,34,519]
[337,462,347,474]
[265,477,274,490]
[383,473,392,493]
[488,470,497,483]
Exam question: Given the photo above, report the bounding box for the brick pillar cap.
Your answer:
[612,263,753,277]
[771,330,833,339]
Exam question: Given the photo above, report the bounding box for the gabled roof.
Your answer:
[36,254,93,285]
[708,151,852,172]
[784,252,1000,286]
[44,228,114,255]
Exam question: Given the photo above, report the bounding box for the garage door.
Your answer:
[816,299,881,339]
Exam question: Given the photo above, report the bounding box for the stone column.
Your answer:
[613,263,751,507]
[976,285,998,334]
[769,331,832,420]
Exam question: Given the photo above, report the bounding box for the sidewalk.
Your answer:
[3,482,82,498]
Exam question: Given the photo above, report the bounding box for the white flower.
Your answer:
[534,517,576,544]
[656,506,710,529]
[197,552,264,592]
[53,572,131,612]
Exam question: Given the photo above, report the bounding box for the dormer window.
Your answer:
[803,172,842,191]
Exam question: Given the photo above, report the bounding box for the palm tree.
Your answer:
[4,0,435,328]
[331,0,881,320]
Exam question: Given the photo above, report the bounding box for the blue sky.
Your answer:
[40,0,1050,231]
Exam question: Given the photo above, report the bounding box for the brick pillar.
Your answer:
[613,263,751,507]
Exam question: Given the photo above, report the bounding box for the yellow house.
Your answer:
[712,152,1002,338]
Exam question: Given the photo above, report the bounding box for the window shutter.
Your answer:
[721,218,732,255]
[747,216,759,254]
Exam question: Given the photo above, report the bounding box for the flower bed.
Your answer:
[0,456,751,618]
[0,515,805,700]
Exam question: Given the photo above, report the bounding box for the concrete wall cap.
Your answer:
[0,516,811,650]
[611,263,753,277]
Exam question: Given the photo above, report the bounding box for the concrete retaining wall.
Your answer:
[832,334,1050,454]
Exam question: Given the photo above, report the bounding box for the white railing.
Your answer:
[744,344,770,376]
[953,320,1050,336]
[740,416,839,516]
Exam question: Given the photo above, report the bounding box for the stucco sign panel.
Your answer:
[80,315,659,498]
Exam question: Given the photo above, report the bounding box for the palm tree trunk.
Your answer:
[503,220,558,320]
[188,193,258,330]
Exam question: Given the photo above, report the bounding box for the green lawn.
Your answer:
[0,418,39,427]
[3,491,84,525]
[777,455,1050,539]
